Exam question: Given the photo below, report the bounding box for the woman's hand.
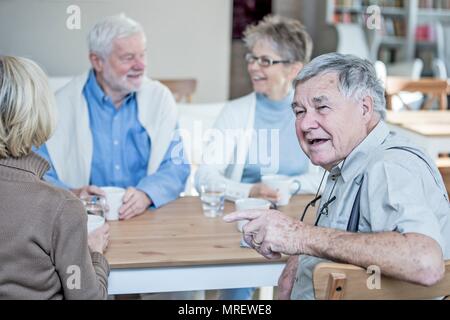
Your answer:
[249,183,279,202]
[88,223,110,254]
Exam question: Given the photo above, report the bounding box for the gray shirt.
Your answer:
[291,121,450,300]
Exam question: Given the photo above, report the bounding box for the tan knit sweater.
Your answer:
[0,152,109,299]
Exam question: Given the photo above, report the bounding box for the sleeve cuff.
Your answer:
[89,250,110,276]
[136,181,164,209]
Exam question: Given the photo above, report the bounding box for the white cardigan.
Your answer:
[46,72,178,188]
[195,93,323,201]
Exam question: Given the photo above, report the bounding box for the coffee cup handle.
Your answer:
[290,179,301,195]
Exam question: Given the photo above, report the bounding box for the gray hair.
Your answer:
[295,53,386,119]
[244,15,313,63]
[88,13,145,58]
[0,56,55,158]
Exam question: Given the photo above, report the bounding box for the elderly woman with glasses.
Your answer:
[195,15,323,300]
[0,56,110,299]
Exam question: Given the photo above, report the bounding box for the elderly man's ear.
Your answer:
[361,96,374,120]
[89,53,104,73]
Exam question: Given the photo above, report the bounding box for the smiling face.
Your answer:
[247,39,301,100]
[292,72,376,171]
[91,32,147,97]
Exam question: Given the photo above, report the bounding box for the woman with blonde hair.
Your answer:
[0,55,110,299]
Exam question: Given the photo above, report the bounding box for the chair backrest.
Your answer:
[176,101,225,196]
[313,261,450,300]
[386,59,424,79]
[436,22,450,77]
[437,157,450,198]
[157,78,197,103]
[336,23,372,60]
[385,76,448,110]
[432,58,448,79]
[374,60,387,88]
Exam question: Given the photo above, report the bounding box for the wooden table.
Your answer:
[385,76,448,111]
[106,195,314,295]
[386,111,450,160]
[386,110,450,125]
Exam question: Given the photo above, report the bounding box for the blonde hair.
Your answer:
[244,15,313,64]
[0,56,55,158]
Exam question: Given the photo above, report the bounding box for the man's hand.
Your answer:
[223,209,305,259]
[277,255,299,300]
[71,185,105,198]
[249,183,279,202]
[119,187,152,220]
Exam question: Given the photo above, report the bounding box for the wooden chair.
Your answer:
[313,261,450,300]
[157,78,197,103]
[385,76,448,111]
[437,157,450,199]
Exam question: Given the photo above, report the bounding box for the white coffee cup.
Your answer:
[261,175,301,206]
[87,215,105,233]
[235,198,271,232]
[101,186,126,221]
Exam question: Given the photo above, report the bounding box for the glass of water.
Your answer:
[81,195,107,233]
[200,182,226,218]
[81,195,106,218]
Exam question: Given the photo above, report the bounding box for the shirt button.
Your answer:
[115,165,120,171]
[113,140,119,146]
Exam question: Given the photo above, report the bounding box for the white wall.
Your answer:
[0,0,232,102]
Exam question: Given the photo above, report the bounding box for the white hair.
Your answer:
[88,13,145,58]
[295,53,386,119]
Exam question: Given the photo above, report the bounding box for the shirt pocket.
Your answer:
[126,126,151,171]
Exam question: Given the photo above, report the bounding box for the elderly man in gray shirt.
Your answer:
[224,53,450,300]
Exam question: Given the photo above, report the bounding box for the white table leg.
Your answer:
[258,286,274,300]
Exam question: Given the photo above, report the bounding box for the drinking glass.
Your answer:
[200,182,226,218]
[81,195,106,233]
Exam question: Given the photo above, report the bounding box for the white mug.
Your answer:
[101,186,125,221]
[261,175,301,206]
[234,198,271,232]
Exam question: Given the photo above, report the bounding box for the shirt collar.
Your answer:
[0,152,49,179]
[85,69,108,105]
[333,120,390,183]
[84,69,135,109]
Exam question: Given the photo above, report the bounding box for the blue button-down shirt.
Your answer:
[37,70,190,208]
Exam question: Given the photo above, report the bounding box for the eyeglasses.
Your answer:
[299,164,341,227]
[245,53,292,67]
[300,194,337,227]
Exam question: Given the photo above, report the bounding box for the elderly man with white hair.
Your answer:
[37,14,190,219]
[225,53,450,300]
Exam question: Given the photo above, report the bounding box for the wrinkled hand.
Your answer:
[223,209,304,259]
[88,223,109,254]
[119,187,152,220]
[249,183,279,202]
[277,255,299,300]
[72,185,105,198]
